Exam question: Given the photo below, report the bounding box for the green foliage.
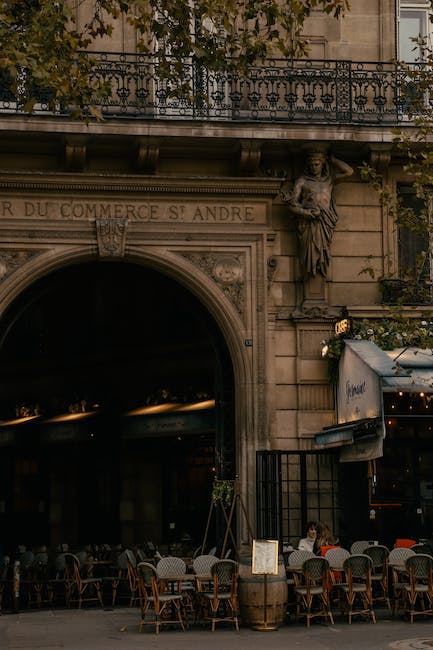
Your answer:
[352,317,433,350]
[322,316,433,383]
[0,0,349,119]
[211,479,234,507]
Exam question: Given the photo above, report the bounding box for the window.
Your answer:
[382,185,433,304]
[398,185,432,283]
[399,1,432,62]
[256,451,340,547]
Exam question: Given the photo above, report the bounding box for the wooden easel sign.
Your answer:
[251,539,279,631]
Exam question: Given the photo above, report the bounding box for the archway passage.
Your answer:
[0,261,235,554]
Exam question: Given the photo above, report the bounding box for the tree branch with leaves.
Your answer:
[0,0,349,118]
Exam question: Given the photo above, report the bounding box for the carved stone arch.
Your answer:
[0,244,257,539]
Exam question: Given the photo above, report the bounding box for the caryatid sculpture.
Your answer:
[281,149,353,279]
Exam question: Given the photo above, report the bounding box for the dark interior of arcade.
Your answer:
[0,261,235,555]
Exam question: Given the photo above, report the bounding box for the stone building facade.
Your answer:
[0,0,429,553]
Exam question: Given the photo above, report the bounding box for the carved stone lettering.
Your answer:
[0,197,266,224]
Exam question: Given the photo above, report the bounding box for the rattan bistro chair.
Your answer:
[294,556,334,627]
[137,561,185,635]
[64,553,103,609]
[403,553,433,623]
[286,549,315,615]
[350,541,370,555]
[200,559,239,631]
[339,554,376,624]
[325,547,350,611]
[388,547,415,616]
[363,545,391,610]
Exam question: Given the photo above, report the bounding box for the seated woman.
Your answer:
[298,521,318,553]
[315,522,339,555]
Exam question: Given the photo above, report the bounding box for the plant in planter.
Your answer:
[211,479,235,508]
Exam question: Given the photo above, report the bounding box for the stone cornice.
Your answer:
[0,115,412,144]
[0,173,281,196]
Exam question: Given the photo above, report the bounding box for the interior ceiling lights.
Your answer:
[43,411,99,423]
[126,399,215,416]
[0,414,40,427]
[0,398,216,426]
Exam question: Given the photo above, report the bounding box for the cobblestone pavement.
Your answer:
[0,607,433,650]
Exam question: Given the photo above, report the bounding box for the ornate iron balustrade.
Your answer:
[0,54,427,124]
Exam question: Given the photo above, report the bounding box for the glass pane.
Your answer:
[400,10,427,61]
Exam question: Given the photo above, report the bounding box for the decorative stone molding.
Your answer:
[0,175,280,196]
[0,249,43,281]
[291,303,342,320]
[369,144,392,173]
[95,218,129,257]
[136,137,159,173]
[64,136,87,171]
[180,253,244,317]
[267,256,277,290]
[239,141,262,175]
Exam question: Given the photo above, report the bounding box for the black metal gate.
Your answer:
[256,450,340,548]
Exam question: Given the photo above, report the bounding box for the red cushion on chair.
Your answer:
[395,538,417,548]
[320,545,340,556]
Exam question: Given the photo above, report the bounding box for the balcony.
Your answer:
[0,54,422,125]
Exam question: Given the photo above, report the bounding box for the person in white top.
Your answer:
[298,521,318,553]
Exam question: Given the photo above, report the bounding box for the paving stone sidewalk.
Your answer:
[1,607,433,650]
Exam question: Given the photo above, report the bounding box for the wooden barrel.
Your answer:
[237,554,287,627]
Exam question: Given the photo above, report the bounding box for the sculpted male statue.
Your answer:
[281,149,353,279]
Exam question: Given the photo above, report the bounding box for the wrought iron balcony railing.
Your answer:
[0,54,428,125]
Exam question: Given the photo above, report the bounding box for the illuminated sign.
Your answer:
[335,318,352,336]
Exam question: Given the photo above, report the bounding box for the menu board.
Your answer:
[252,539,279,575]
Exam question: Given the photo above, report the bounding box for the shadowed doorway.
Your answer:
[0,261,235,553]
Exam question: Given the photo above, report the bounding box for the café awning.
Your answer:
[315,339,433,461]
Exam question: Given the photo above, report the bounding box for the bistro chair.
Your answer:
[19,551,35,607]
[388,547,415,616]
[325,547,350,610]
[157,555,194,621]
[137,561,185,635]
[48,552,70,606]
[124,548,140,607]
[363,544,391,610]
[64,553,103,609]
[29,552,52,608]
[325,547,350,573]
[294,556,334,627]
[287,550,315,572]
[193,554,219,577]
[193,554,219,622]
[287,549,315,614]
[200,559,239,631]
[339,554,376,624]
[350,541,370,555]
[100,549,129,607]
[403,553,433,623]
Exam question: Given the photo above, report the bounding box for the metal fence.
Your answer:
[0,54,426,125]
[256,450,340,548]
